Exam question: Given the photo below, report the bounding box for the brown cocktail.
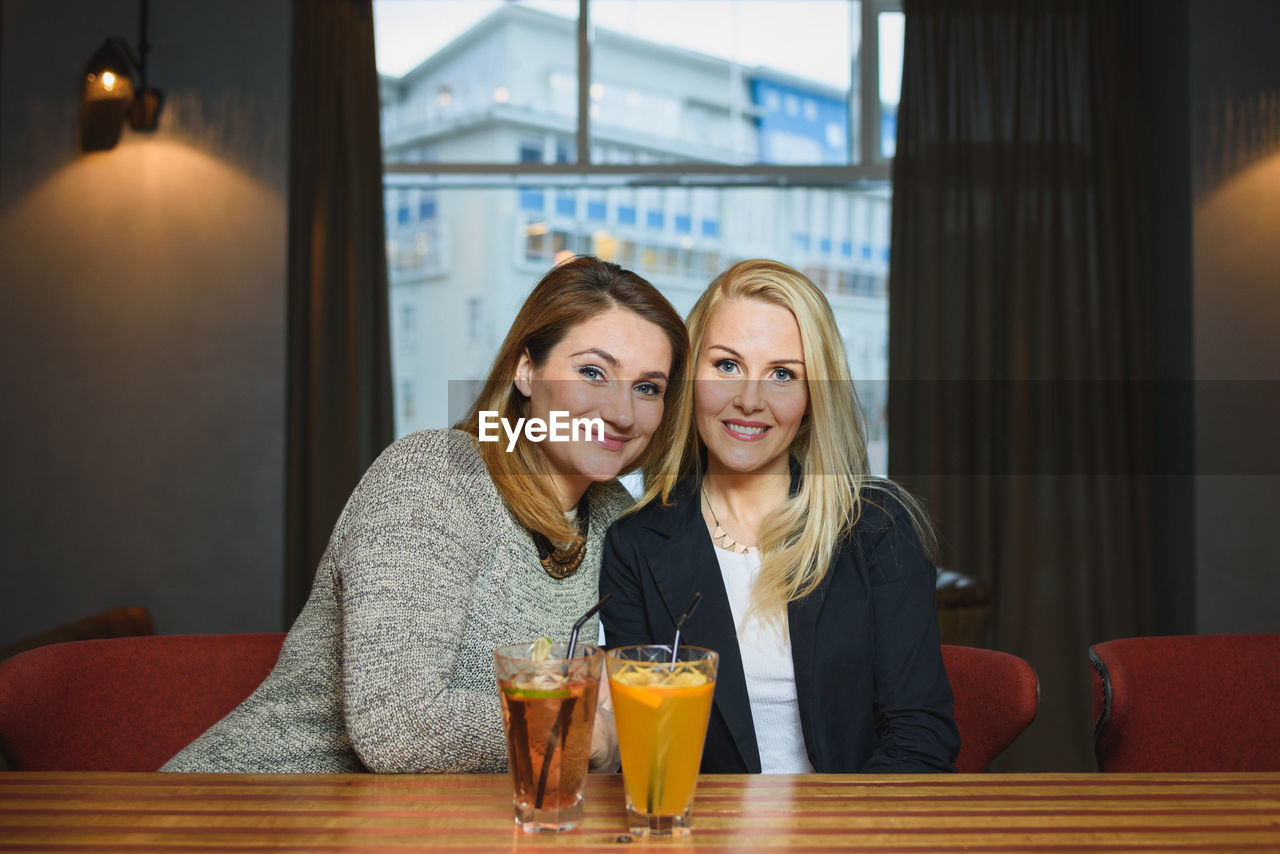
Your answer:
[494,641,602,832]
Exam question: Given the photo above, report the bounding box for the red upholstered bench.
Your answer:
[0,633,285,771]
[1,634,1036,773]
[1090,633,1280,772]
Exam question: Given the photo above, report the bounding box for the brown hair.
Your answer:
[458,255,691,544]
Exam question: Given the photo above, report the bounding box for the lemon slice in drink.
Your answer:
[611,666,665,708]
[665,670,708,687]
[611,667,655,687]
[531,636,553,660]
[506,683,571,699]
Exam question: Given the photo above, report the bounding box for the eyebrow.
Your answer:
[570,348,619,367]
[706,344,805,367]
[572,348,669,382]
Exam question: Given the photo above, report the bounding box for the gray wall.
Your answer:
[1189,0,1280,634]
[0,0,291,642]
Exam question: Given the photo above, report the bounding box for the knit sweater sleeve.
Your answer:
[332,431,507,773]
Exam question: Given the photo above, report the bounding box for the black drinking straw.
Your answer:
[565,593,612,662]
[533,594,613,810]
[670,592,702,663]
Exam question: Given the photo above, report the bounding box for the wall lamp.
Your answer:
[80,0,163,152]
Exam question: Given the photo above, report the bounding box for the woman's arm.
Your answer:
[859,498,961,773]
[334,433,509,773]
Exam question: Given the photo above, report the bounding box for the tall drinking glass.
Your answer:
[493,641,603,833]
[606,645,719,837]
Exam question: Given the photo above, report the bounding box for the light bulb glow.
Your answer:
[101,71,117,91]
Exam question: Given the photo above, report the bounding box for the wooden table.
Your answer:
[2,772,1280,851]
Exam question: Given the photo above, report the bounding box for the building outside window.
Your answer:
[375,0,902,473]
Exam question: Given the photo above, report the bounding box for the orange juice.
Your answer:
[606,646,719,837]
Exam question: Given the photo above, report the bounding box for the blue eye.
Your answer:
[713,359,739,375]
[635,381,665,399]
[578,365,605,382]
[771,367,797,382]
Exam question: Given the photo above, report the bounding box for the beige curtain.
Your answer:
[285,0,393,623]
[889,0,1155,770]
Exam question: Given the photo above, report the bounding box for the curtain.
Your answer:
[889,0,1154,770]
[285,0,393,623]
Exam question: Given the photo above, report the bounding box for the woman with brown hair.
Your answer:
[163,256,688,773]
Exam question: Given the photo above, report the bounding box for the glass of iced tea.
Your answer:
[493,641,602,833]
[606,645,719,837]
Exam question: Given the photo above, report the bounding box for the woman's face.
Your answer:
[515,307,673,506]
[694,298,809,478]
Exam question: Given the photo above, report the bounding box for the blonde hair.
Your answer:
[457,255,690,546]
[672,259,935,619]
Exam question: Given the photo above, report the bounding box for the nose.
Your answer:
[734,379,765,414]
[600,384,636,431]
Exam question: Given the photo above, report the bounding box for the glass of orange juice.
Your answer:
[606,645,718,837]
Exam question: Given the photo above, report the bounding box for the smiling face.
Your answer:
[515,307,673,508]
[694,298,809,478]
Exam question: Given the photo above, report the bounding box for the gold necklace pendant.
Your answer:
[532,494,590,579]
[703,486,758,554]
[538,539,586,578]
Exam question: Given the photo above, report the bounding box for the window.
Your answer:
[399,304,418,350]
[375,0,904,469]
[466,297,484,344]
[518,138,543,163]
[401,380,416,420]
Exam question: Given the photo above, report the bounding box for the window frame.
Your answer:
[383,0,902,191]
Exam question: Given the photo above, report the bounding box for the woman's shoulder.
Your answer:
[587,478,637,533]
[376,427,480,464]
[852,480,914,531]
[847,480,935,582]
[343,430,499,530]
[364,429,487,488]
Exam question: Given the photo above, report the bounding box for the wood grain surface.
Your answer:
[2,771,1279,851]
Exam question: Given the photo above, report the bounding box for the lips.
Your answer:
[722,420,771,441]
[595,432,631,452]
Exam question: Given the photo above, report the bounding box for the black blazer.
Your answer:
[600,474,959,773]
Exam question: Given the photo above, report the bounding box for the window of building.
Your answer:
[466,297,483,344]
[401,380,416,420]
[518,138,543,164]
[374,0,903,469]
[399,304,418,350]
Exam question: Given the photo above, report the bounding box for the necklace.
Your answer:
[531,494,590,579]
[702,485,758,554]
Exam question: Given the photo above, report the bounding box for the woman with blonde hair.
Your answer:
[601,259,958,773]
[164,256,688,774]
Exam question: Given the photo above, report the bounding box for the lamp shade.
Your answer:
[80,39,138,151]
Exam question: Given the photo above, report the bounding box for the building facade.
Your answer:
[379,4,891,470]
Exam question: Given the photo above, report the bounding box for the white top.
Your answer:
[713,547,814,774]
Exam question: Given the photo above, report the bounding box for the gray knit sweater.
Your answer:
[162,429,633,773]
